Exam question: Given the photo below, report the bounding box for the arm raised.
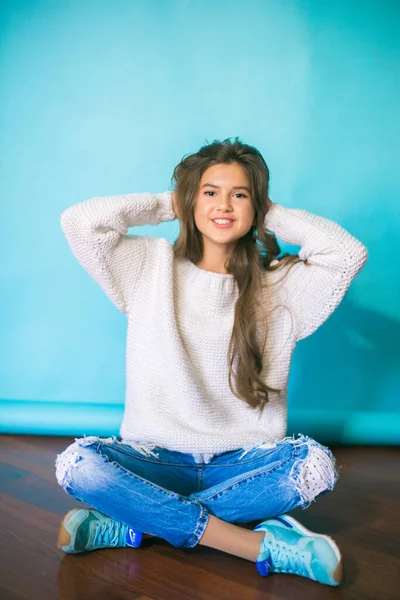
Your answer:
[264,202,368,342]
[60,191,175,316]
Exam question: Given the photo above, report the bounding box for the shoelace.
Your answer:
[265,540,310,577]
[92,520,128,548]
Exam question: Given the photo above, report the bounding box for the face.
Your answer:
[193,162,256,255]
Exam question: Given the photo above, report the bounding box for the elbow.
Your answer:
[60,207,73,234]
[60,208,69,227]
[359,242,369,266]
[350,241,368,274]
[60,205,82,239]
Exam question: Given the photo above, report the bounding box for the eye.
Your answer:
[204,191,247,198]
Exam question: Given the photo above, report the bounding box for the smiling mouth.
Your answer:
[211,219,236,228]
[211,219,235,223]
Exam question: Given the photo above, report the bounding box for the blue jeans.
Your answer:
[55,433,339,549]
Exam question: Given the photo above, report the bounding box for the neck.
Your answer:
[197,240,235,274]
[195,259,230,275]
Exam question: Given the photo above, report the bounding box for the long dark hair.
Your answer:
[170,137,302,415]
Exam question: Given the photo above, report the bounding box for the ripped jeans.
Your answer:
[55,433,339,549]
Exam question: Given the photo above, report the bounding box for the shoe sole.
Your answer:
[273,514,343,584]
[57,508,82,550]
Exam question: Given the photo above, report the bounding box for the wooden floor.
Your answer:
[0,435,399,600]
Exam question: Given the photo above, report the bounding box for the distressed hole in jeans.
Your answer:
[282,442,339,509]
[54,434,108,488]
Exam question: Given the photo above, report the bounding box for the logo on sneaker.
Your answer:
[126,528,138,547]
[256,553,273,576]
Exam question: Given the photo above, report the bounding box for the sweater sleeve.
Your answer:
[60,190,175,316]
[264,202,368,342]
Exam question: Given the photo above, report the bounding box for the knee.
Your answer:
[287,435,339,509]
[302,443,339,493]
[55,436,102,490]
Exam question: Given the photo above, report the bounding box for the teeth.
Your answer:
[213,219,233,224]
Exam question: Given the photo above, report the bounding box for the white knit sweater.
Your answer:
[60,191,368,461]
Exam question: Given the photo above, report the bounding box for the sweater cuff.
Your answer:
[154,191,176,222]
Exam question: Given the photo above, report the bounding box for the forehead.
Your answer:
[200,162,250,187]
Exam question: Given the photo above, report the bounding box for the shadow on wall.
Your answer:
[288,293,400,444]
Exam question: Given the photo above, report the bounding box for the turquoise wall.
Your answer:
[1,0,399,444]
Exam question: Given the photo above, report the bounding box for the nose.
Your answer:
[217,194,234,210]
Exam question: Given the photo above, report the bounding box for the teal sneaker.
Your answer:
[253,514,343,586]
[57,508,143,554]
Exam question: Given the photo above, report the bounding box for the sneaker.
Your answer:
[57,508,143,554]
[253,514,343,586]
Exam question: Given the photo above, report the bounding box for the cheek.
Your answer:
[194,206,209,223]
[193,208,207,231]
[243,207,256,223]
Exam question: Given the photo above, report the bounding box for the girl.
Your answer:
[55,137,368,586]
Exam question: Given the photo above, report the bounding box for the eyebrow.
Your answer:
[201,183,251,193]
